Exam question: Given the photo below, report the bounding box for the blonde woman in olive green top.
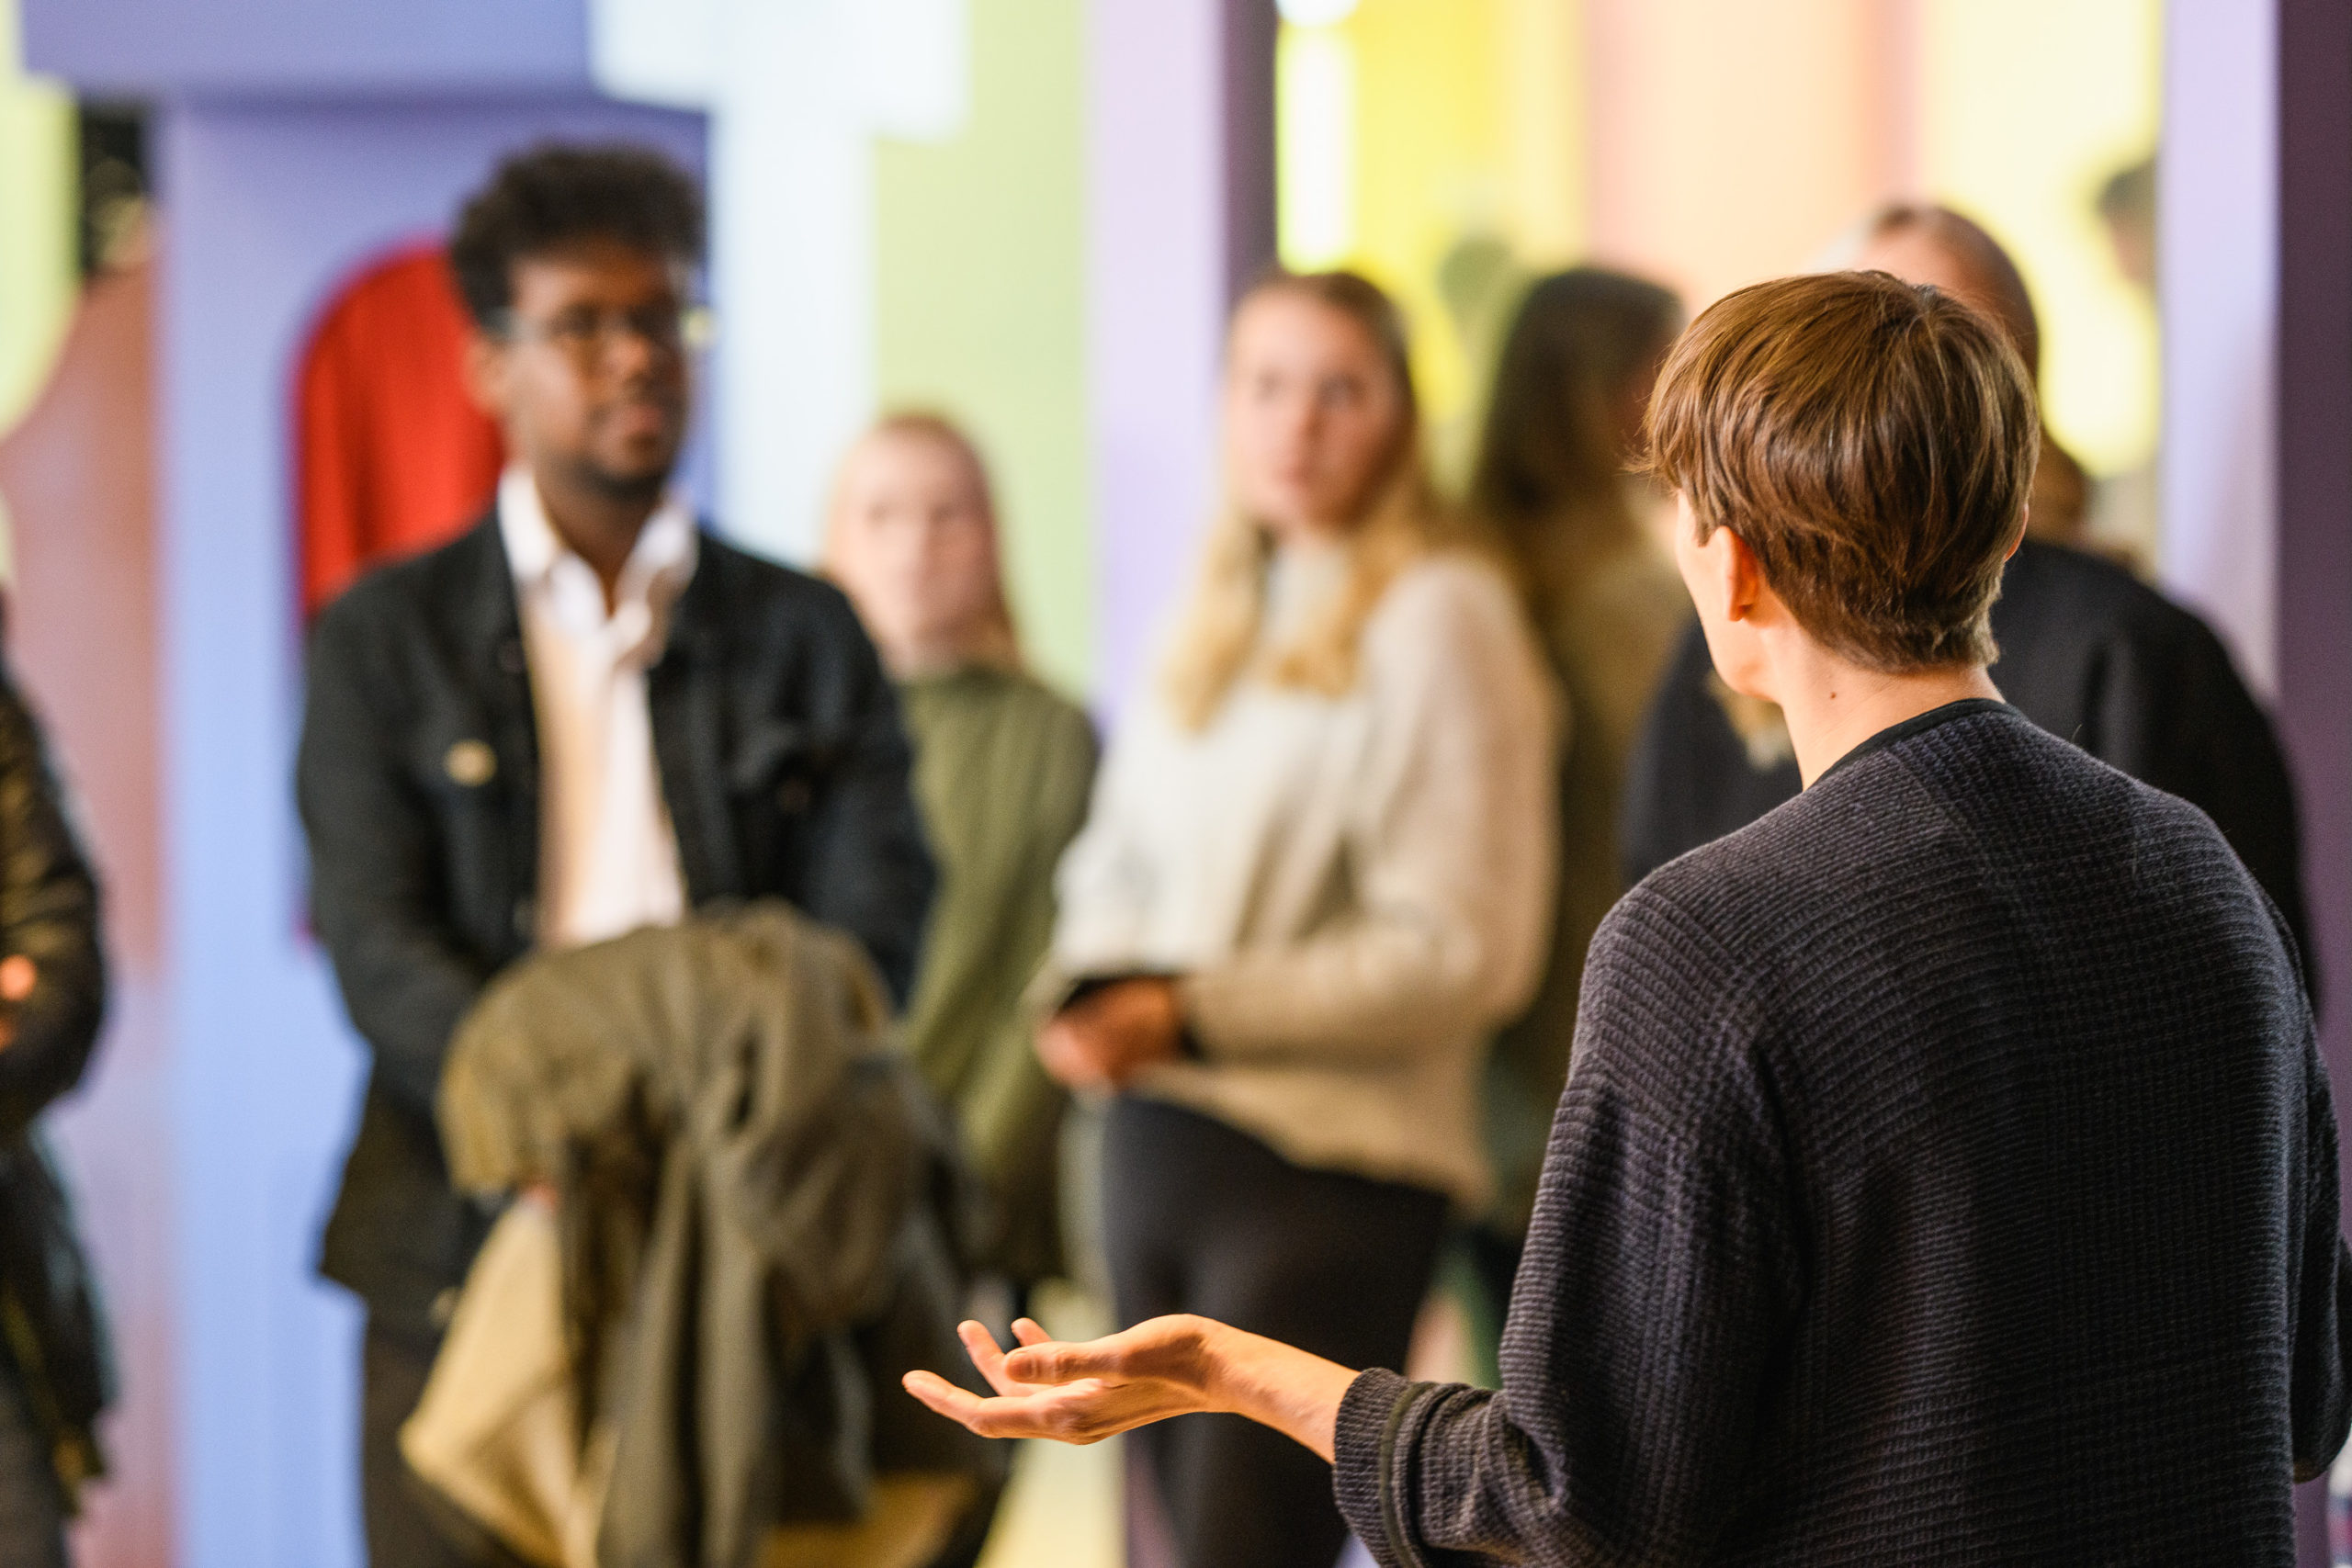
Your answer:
[826,414,1098,1286]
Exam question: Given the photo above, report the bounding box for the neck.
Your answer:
[534,460,665,604]
[1773,649,2000,786]
[879,635,967,681]
[1263,513,1351,553]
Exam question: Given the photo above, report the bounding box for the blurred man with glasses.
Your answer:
[296,144,935,1566]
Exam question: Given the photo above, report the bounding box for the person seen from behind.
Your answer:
[1031,270,1556,1567]
[1464,265,1686,1340]
[1623,203,2312,982]
[824,413,1098,1320]
[908,266,2352,1565]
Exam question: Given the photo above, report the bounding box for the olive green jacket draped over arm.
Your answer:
[898,669,1098,1284]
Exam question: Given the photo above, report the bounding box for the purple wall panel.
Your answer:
[24,0,591,97]
[1220,0,1280,301]
[152,96,703,1568]
[2278,0,2352,1144]
[2158,0,2278,693]
[2277,9,2352,1561]
[1084,0,1228,711]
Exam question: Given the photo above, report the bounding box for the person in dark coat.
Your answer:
[1623,205,2311,974]
[902,271,2351,1565]
[0,659,109,1568]
[1624,537,2312,959]
[296,145,935,1567]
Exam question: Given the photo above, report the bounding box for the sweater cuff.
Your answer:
[1332,1366,1420,1568]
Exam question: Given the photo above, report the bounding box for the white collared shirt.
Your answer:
[497,467,697,950]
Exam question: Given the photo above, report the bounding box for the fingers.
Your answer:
[1012,1316,1053,1348]
[1035,1022,1107,1090]
[901,1370,1125,1444]
[1004,1337,1110,1386]
[903,1370,989,1427]
[1004,1314,1210,1389]
[956,1319,1026,1398]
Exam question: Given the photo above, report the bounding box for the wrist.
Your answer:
[1200,1320,1354,1464]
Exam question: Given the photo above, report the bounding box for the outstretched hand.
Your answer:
[902,1314,1226,1446]
[902,1312,1359,1462]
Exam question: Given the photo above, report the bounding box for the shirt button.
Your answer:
[512,897,536,941]
[443,739,496,787]
[429,1288,459,1330]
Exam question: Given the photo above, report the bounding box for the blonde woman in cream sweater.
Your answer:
[1035,271,1557,1567]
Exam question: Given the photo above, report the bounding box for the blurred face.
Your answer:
[827,430,1001,671]
[467,239,692,502]
[1612,336,1675,463]
[1223,288,1407,541]
[2105,211,2155,294]
[1851,229,2023,364]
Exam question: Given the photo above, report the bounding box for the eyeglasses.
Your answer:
[493,303,715,364]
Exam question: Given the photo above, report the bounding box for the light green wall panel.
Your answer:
[875,0,1091,697]
[0,0,76,439]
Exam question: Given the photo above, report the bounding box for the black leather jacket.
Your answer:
[0,661,110,1503]
[296,513,936,1334]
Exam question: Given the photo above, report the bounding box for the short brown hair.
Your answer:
[1646,270,2038,671]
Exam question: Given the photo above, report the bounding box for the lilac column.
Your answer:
[2168,1,2352,1560]
[1083,0,1277,714]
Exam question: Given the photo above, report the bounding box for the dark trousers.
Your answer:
[360,1319,474,1568]
[1102,1098,1448,1568]
[0,1352,66,1568]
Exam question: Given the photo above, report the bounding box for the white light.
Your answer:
[1277,0,1359,28]
[1278,29,1354,269]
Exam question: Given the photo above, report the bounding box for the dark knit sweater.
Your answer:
[1336,704,2351,1565]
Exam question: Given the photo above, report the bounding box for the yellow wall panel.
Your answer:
[1918,0,2160,476]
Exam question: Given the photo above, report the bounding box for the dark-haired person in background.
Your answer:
[908,268,2351,1567]
[1466,266,1685,1345]
[1623,205,2312,986]
[295,144,935,1565]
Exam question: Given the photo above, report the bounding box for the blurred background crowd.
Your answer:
[0,0,2346,1565]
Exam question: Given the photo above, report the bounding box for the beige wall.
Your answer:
[1584,0,1918,308]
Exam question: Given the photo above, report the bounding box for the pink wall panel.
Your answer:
[0,260,172,1567]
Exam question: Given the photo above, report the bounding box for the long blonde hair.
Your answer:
[1160,272,1474,729]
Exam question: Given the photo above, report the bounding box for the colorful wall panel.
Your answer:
[876,0,1091,695]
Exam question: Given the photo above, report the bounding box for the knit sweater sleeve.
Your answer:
[1332,884,1802,1563]
[2289,965,2352,1480]
[1180,558,1560,1063]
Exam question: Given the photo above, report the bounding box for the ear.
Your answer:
[2006,505,2030,560]
[1720,527,1769,623]
[461,330,510,423]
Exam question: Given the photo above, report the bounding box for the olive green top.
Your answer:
[899,666,1098,1283]
[1485,525,1689,1235]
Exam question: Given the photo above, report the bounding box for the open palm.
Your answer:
[902,1314,1225,1445]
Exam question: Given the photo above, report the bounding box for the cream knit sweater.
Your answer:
[1049,547,1560,1209]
